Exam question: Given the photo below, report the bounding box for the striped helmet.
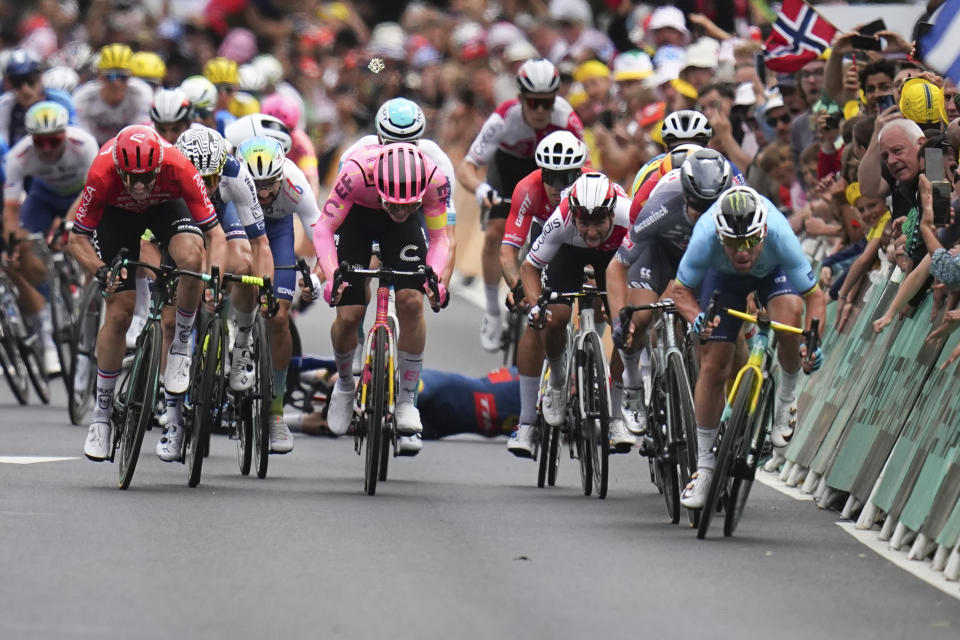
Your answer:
[175,128,228,177]
[375,143,429,205]
[25,101,69,135]
[236,136,285,181]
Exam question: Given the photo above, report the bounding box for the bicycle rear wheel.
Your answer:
[250,317,272,479]
[648,350,678,521]
[583,333,609,500]
[117,321,161,490]
[697,368,755,539]
[51,267,77,393]
[69,281,100,424]
[364,326,388,496]
[537,414,550,488]
[186,316,222,487]
[21,335,50,404]
[0,326,28,405]
[725,375,775,537]
[667,351,699,528]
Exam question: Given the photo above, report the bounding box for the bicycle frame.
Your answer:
[358,285,397,426]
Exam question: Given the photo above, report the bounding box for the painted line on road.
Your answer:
[836,522,960,601]
[757,470,960,600]
[0,456,79,464]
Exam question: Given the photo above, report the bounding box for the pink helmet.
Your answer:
[375,143,429,205]
[261,93,300,130]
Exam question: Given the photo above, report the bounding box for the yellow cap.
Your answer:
[318,2,350,21]
[845,181,861,206]
[843,99,860,121]
[670,77,698,100]
[97,43,133,71]
[130,51,166,81]
[899,77,946,126]
[229,91,261,117]
[204,57,239,85]
[567,89,588,109]
[573,60,610,83]
[650,120,664,146]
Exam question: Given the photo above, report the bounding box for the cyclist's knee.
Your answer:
[105,294,135,329]
[335,304,364,329]
[545,304,571,331]
[228,240,253,275]
[769,294,803,324]
[395,289,424,317]
[484,220,505,246]
[169,233,204,270]
[699,346,734,380]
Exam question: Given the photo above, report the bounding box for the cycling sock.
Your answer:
[397,350,423,405]
[619,349,642,388]
[233,307,257,349]
[778,367,801,406]
[164,391,182,427]
[519,374,539,425]
[611,382,624,419]
[134,276,150,318]
[271,369,287,415]
[640,347,651,381]
[697,426,718,470]
[547,355,566,389]
[40,307,55,347]
[172,307,197,355]
[334,349,356,390]
[484,283,501,317]
[93,368,119,424]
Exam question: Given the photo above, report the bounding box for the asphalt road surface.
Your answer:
[1,291,957,640]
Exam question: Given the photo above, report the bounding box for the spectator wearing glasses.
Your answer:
[761,90,792,145]
[0,49,76,147]
[790,54,829,161]
[73,43,152,146]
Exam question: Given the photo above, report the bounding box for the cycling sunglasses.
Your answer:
[524,96,555,111]
[33,133,66,150]
[154,121,190,139]
[542,168,580,189]
[720,234,764,252]
[381,199,422,218]
[10,73,40,89]
[102,71,130,82]
[765,113,791,127]
[216,84,236,94]
[254,178,282,196]
[571,205,613,222]
[121,169,160,187]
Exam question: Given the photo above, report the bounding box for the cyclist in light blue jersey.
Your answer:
[669,186,826,509]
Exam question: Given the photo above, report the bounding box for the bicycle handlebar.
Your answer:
[617,299,678,329]
[723,307,821,354]
[333,260,443,312]
[700,291,721,345]
[274,258,315,299]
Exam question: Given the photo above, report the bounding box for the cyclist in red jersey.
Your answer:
[499,131,589,458]
[69,125,226,463]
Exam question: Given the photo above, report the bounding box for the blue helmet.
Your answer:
[5,50,40,77]
[375,98,425,143]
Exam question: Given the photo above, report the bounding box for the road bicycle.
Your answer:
[330,260,443,496]
[101,251,214,490]
[618,299,699,526]
[0,235,49,405]
[531,278,611,499]
[696,300,819,539]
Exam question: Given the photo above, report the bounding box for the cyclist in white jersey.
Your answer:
[72,44,152,146]
[2,101,98,374]
[236,137,321,454]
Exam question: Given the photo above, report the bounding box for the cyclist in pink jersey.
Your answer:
[261,93,321,200]
[313,143,450,446]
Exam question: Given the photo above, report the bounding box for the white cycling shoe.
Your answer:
[771,401,798,448]
[327,385,355,436]
[156,425,182,462]
[507,423,537,459]
[229,347,255,392]
[541,386,567,427]
[395,402,423,436]
[622,386,647,435]
[608,418,636,453]
[397,434,422,456]
[479,313,501,352]
[680,469,714,510]
[269,416,294,453]
[83,421,112,461]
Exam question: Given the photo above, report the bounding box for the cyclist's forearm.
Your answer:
[3,201,20,236]
[803,286,827,334]
[667,279,701,325]
[520,261,542,304]
[456,158,484,192]
[500,244,521,288]
[204,225,227,278]
[250,235,274,281]
[605,258,629,323]
[67,232,102,275]
[441,227,456,288]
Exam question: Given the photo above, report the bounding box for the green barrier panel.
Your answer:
[825,293,942,502]
[870,327,959,521]
[786,281,889,468]
[934,471,960,548]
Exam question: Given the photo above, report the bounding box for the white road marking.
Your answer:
[756,471,814,501]
[0,456,79,464]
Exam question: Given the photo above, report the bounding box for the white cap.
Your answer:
[504,40,539,64]
[452,21,486,49]
[761,89,786,115]
[487,22,525,52]
[683,37,719,71]
[734,82,756,107]
[613,50,653,81]
[648,6,688,34]
[549,0,592,25]
[643,62,682,89]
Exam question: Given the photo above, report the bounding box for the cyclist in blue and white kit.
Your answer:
[670,186,826,509]
[0,50,76,147]
[2,101,98,374]
[236,136,321,455]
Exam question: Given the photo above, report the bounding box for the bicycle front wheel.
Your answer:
[583,333,609,500]
[51,267,77,394]
[69,281,100,424]
[697,368,755,539]
[117,321,161,490]
[725,374,775,537]
[21,336,50,404]
[364,326,388,496]
[251,317,272,479]
[667,351,699,528]
[0,326,28,405]
[186,316,222,488]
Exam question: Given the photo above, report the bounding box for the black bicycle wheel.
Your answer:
[378,427,391,482]
[667,351,699,528]
[697,368,755,540]
[573,372,592,497]
[251,317,272,479]
[547,420,561,486]
[186,317,221,487]
[69,281,100,424]
[50,268,77,393]
[537,415,550,488]
[647,350,677,521]
[583,334,609,499]
[21,336,50,404]
[0,328,29,405]
[725,375,775,537]
[117,321,161,490]
[502,311,522,367]
[364,326,387,496]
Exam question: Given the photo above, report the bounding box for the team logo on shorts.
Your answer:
[399,244,420,262]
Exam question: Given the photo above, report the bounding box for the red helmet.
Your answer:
[113,125,164,176]
[375,143,429,205]
[568,172,616,221]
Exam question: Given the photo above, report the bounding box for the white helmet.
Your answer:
[375,98,426,142]
[42,66,80,93]
[568,172,617,221]
[661,110,713,146]
[150,88,192,124]
[714,186,768,240]
[238,64,266,94]
[175,127,228,177]
[251,54,283,86]
[224,113,292,154]
[25,101,69,135]
[180,75,217,118]
[535,131,587,170]
[517,58,560,94]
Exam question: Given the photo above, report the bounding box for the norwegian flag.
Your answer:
[764,0,838,72]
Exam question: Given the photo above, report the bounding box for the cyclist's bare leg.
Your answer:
[767,294,804,373]
[267,299,292,371]
[395,289,426,408]
[694,340,736,470]
[542,303,572,387]
[97,293,135,373]
[481,218,507,314]
[226,238,256,311]
[515,322,546,427]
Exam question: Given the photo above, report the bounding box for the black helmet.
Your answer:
[680,149,733,213]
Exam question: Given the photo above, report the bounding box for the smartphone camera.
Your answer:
[925,147,952,226]
[877,94,897,112]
